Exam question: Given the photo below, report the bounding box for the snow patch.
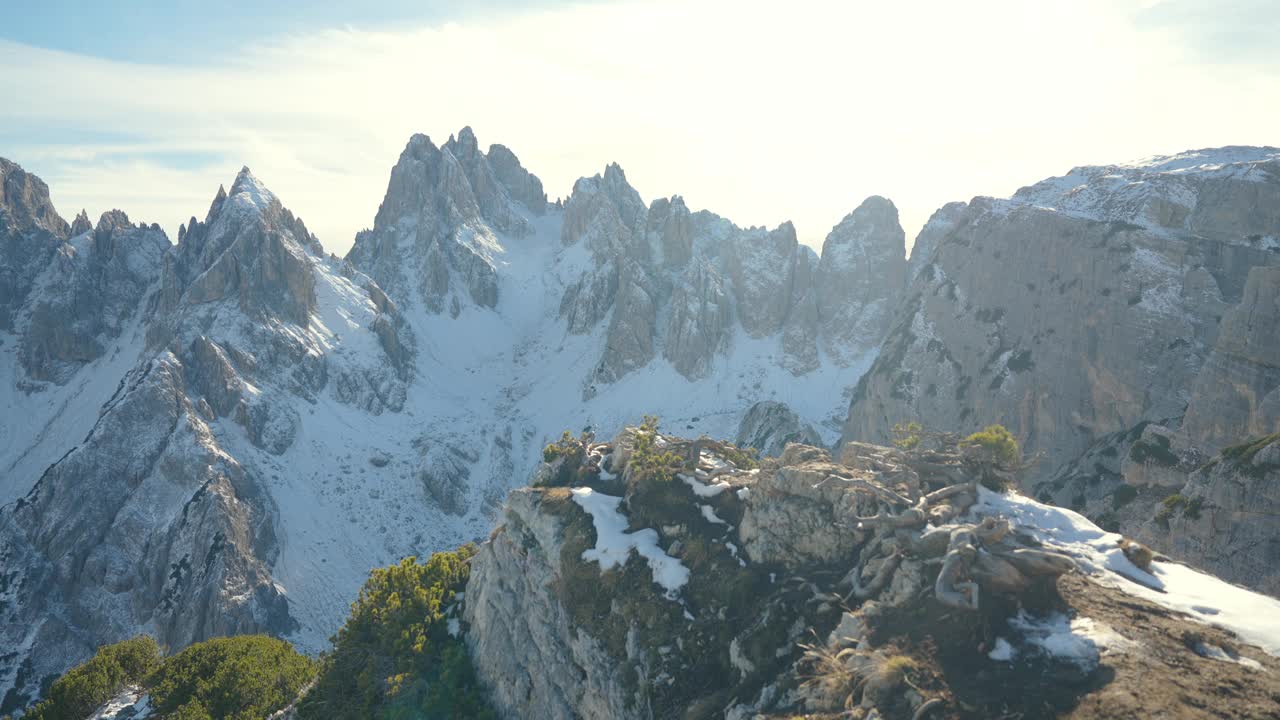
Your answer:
[700,504,728,526]
[571,486,690,598]
[1007,612,1125,669]
[680,472,730,498]
[975,488,1280,655]
[988,637,1016,662]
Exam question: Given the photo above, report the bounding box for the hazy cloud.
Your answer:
[2,0,1277,255]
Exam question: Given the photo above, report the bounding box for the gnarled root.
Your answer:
[845,551,905,602]
[993,547,1075,577]
[935,529,980,611]
[970,550,1030,593]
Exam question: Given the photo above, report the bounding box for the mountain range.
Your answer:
[1,135,1277,712]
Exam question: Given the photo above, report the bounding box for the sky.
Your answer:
[2,0,1278,256]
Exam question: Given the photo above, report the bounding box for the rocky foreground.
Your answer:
[461,425,1280,719]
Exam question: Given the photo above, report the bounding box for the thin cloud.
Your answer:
[1,0,1277,255]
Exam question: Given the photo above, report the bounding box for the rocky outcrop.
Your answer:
[18,211,168,383]
[781,247,821,374]
[464,488,646,720]
[160,169,318,328]
[1141,433,1280,597]
[662,259,730,379]
[348,130,542,315]
[726,222,799,338]
[1032,241,1280,596]
[816,196,907,363]
[842,148,1280,475]
[735,400,823,458]
[486,143,546,215]
[592,261,658,385]
[907,200,967,283]
[1,158,69,331]
[560,163,647,261]
[464,429,1280,720]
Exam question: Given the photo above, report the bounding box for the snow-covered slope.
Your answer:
[1,133,902,711]
[974,488,1280,655]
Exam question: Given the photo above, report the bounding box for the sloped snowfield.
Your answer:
[0,319,148,506]
[974,488,1280,657]
[257,206,872,651]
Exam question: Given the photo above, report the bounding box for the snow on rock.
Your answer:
[680,472,730,498]
[87,686,152,719]
[1007,146,1280,238]
[974,488,1280,655]
[571,486,689,598]
[1005,612,1133,671]
[700,504,728,526]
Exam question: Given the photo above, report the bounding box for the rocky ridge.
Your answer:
[462,427,1280,719]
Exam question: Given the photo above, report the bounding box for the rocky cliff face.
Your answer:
[462,428,1280,720]
[817,196,907,364]
[20,212,168,383]
[1,162,170,509]
[843,148,1280,472]
[839,147,1280,599]
[0,158,70,332]
[10,136,1279,716]
[553,164,904,389]
[347,127,542,317]
[1040,262,1280,595]
[1180,264,1280,449]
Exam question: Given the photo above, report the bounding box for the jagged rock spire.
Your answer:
[816,195,907,363]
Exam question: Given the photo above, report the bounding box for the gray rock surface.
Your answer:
[1181,265,1280,451]
[662,259,730,379]
[727,222,799,338]
[347,131,536,314]
[557,162,904,385]
[0,353,294,712]
[735,400,824,458]
[464,488,647,720]
[1141,434,1280,597]
[842,148,1280,476]
[0,166,415,709]
[1040,262,1280,596]
[816,196,907,363]
[18,211,168,383]
[1,159,70,332]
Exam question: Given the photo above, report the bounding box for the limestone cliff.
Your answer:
[843,148,1280,475]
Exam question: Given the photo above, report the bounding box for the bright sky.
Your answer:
[2,0,1278,255]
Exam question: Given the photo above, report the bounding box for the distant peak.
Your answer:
[94,209,133,236]
[1117,145,1280,174]
[71,209,93,236]
[855,195,897,212]
[446,126,480,157]
[228,167,276,211]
